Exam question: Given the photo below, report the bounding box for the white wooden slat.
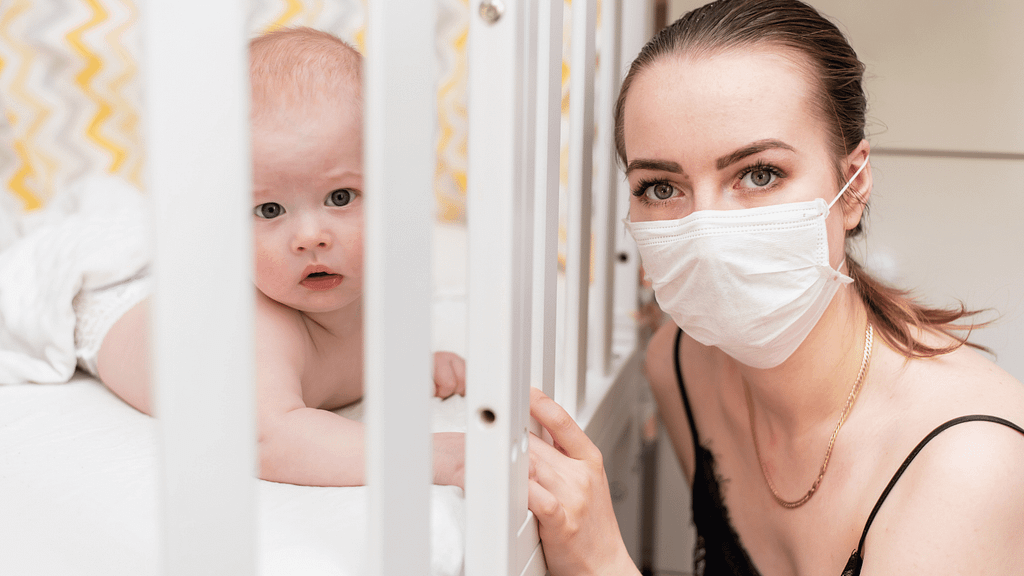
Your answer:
[612,0,654,350]
[513,0,539,556]
[531,0,565,403]
[466,0,536,573]
[561,0,598,418]
[364,1,436,574]
[590,0,624,377]
[144,2,257,574]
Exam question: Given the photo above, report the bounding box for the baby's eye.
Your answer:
[326,189,354,207]
[739,167,778,189]
[254,202,284,219]
[644,182,678,201]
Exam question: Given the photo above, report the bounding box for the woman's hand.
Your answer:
[528,388,640,576]
[433,351,466,398]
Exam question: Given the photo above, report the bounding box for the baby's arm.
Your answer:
[255,307,464,487]
[258,380,465,488]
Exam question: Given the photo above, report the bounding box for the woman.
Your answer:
[527,1,1024,574]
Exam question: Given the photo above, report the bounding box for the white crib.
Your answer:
[1,1,655,574]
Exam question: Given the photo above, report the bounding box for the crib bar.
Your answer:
[144,2,258,574]
[531,0,564,401]
[613,0,653,339]
[364,1,436,574]
[466,0,537,573]
[561,0,598,417]
[591,0,624,377]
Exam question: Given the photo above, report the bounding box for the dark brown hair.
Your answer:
[614,0,988,358]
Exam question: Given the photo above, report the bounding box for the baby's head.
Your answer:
[249,27,362,129]
[249,28,365,315]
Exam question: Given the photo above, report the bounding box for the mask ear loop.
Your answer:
[827,156,869,278]
[828,155,870,211]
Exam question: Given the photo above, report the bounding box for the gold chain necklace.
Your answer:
[745,323,874,509]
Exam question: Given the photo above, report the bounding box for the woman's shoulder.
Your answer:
[859,407,1024,573]
[859,343,1024,572]
[908,339,1023,412]
[644,321,681,389]
[644,321,725,387]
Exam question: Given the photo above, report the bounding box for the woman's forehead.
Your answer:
[622,47,826,163]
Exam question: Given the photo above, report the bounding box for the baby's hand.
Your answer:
[433,351,466,398]
[433,431,465,488]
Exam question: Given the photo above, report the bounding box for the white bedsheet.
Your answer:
[0,374,466,576]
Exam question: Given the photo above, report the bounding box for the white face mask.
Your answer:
[626,158,868,369]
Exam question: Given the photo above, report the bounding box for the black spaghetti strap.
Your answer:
[673,328,700,443]
[851,415,1024,558]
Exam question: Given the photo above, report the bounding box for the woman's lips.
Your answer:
[300,273,343,291]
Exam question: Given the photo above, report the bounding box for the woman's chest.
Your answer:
[694,416,873,576]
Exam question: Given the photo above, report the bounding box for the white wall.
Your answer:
[817,0,1024,382]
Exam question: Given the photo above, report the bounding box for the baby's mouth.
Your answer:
[301,272,343,290]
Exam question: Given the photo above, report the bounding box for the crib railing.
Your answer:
[466,0,649,574]
[145,2,258,574]
[145,1,650,575]
[363,1,438,574]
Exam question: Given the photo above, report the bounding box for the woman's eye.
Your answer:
[254,202,284,219]
[645,182,677,201]
[741,168,777,188]
[326,189,354,207]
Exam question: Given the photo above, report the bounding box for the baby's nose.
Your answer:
[293,220,332,252]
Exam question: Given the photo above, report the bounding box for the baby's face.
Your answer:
[250,97,364,315]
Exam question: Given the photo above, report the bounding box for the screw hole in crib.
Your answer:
[617,252,629,262]
[479,408,497,425]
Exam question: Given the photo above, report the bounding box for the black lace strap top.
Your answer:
[673,329,762,576]
[672,329,1024,576]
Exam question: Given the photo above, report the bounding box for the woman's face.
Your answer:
[622,47,862,262]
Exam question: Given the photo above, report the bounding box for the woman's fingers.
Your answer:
[528,478,567,529]
[529,387,601,462]
[526,399,637,576]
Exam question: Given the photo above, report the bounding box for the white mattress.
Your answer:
[0,374,466,576]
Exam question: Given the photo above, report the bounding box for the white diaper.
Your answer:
[72,270,151,377]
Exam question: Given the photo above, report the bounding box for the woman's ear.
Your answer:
[841,140,872,232]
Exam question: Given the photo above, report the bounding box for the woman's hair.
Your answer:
[614,0,988,359]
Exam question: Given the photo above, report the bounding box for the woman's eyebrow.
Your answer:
[715,139,795,170]
[625,158,683,175]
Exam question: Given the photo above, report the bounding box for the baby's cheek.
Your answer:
[339,232,364,273]
[253,247,287,289]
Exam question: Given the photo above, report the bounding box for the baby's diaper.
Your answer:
[72,271,151,377]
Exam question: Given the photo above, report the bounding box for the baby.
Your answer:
[89,27,466,488]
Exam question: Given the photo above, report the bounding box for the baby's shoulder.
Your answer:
[254,290,307,355]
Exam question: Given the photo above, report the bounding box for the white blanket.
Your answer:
[0,175,149,384]
[0,375,466,576]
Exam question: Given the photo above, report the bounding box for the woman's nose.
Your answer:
[690,183,720,213]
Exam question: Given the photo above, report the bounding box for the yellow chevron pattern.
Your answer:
[66,0,122,175]
[0,0,584,233]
